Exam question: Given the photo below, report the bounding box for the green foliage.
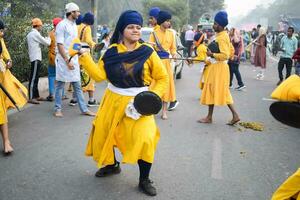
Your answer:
[142,0,224,29]
[142,0,189,30]
[189,0,224,25]
[0,0,55,82]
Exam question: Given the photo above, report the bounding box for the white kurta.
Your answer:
[55,18,80,82]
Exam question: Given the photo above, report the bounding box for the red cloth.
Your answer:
[292,48,300,62]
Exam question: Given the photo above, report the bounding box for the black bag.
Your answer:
[208,41,220,53]
[133,91,162,115]
[269,102,300,129]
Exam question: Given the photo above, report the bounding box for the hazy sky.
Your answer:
[225,0,276,20]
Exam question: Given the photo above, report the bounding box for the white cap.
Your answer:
[65,2,80,13]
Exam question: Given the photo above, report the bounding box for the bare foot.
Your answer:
[161,114,168,120]
[226,117,240,125]
[3,141,14,155]
[54,111,63,118]
[197,117,212,123]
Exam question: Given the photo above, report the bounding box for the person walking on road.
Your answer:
[54,2,95,117]
[149,10,178,119]
[26,18,51,104]
[253,27,267,80]
[277,27,298,85]
[228,28,246,90]
[198,11,240,125]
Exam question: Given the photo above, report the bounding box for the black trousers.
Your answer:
[278,58,293,81]
[185,40,193,57]
[229,62,244,87]
[28,60,42,99]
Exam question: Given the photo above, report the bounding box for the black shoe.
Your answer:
[139,178,157,196]
[46,95,54,102]
[69,99,78,106]
[168,100,179,111]
[95,162,121,177]
[87,100,99,107]
[277,80,283,86]
[235,85,246,91]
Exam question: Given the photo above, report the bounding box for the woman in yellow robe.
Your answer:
[0,20,26,154]
[77,11,168,196]
[198,11,240,125]
[77,12,98,106]
[149,10,177,120]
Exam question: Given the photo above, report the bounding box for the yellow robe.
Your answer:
[0,38,27,110]
[194,43,207,89]
[79,42,169,168]
[272,168,300,200]
[78,24,96,92]
[149,28,177,102]
[271,75,300,102]
[200,31,233,105]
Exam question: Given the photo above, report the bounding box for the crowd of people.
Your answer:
[0,1,299,198]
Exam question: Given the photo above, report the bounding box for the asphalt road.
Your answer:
[0,57,299,200]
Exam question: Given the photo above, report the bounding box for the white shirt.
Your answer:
[185,30,195,41]
[55,18,80,82]
[26,29,51,62]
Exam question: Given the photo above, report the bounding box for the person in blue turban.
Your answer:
[110,10,143,44]
[157,10,172,25]
[76,10,169,197]
[198,10,240,125]
[148,7,160,28]
[214,10,228,28]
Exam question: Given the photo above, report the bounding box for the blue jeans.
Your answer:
[55,81,88,113]
[48,65,64,97]
[229,62,244,87]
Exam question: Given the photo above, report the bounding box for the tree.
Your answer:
[189,0,224,25]
[0,0,56,82]
[142,0,189,30]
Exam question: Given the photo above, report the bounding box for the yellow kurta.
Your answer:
[78,24,96,92]
[0,38,27,110]
[271,75,300,102]
[272,168,300,200]
[0,75,7,125]
[79,42,169,168]
[194,43,207,89]
[149,28,177,102]
[200,31,233,105]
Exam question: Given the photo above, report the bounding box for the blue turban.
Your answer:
[149,7,160,19]
[76,15,83,25]
[194,33,202,41]
[214,11,228,27]
[110,10,143,44]
[0,20,4,29]
[157,11,172,25]
[82,12,94,25]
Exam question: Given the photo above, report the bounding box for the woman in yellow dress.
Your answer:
[77,10,168,196]
[0,20,28,154]
[149,10,177,120]
[77,12,98,107]
[198,11,240,125]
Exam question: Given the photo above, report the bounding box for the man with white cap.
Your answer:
[54,2,95,117]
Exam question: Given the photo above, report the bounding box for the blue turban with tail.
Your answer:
[214,11,228,27]
[110,10,143,44]
[157,11,171,25]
